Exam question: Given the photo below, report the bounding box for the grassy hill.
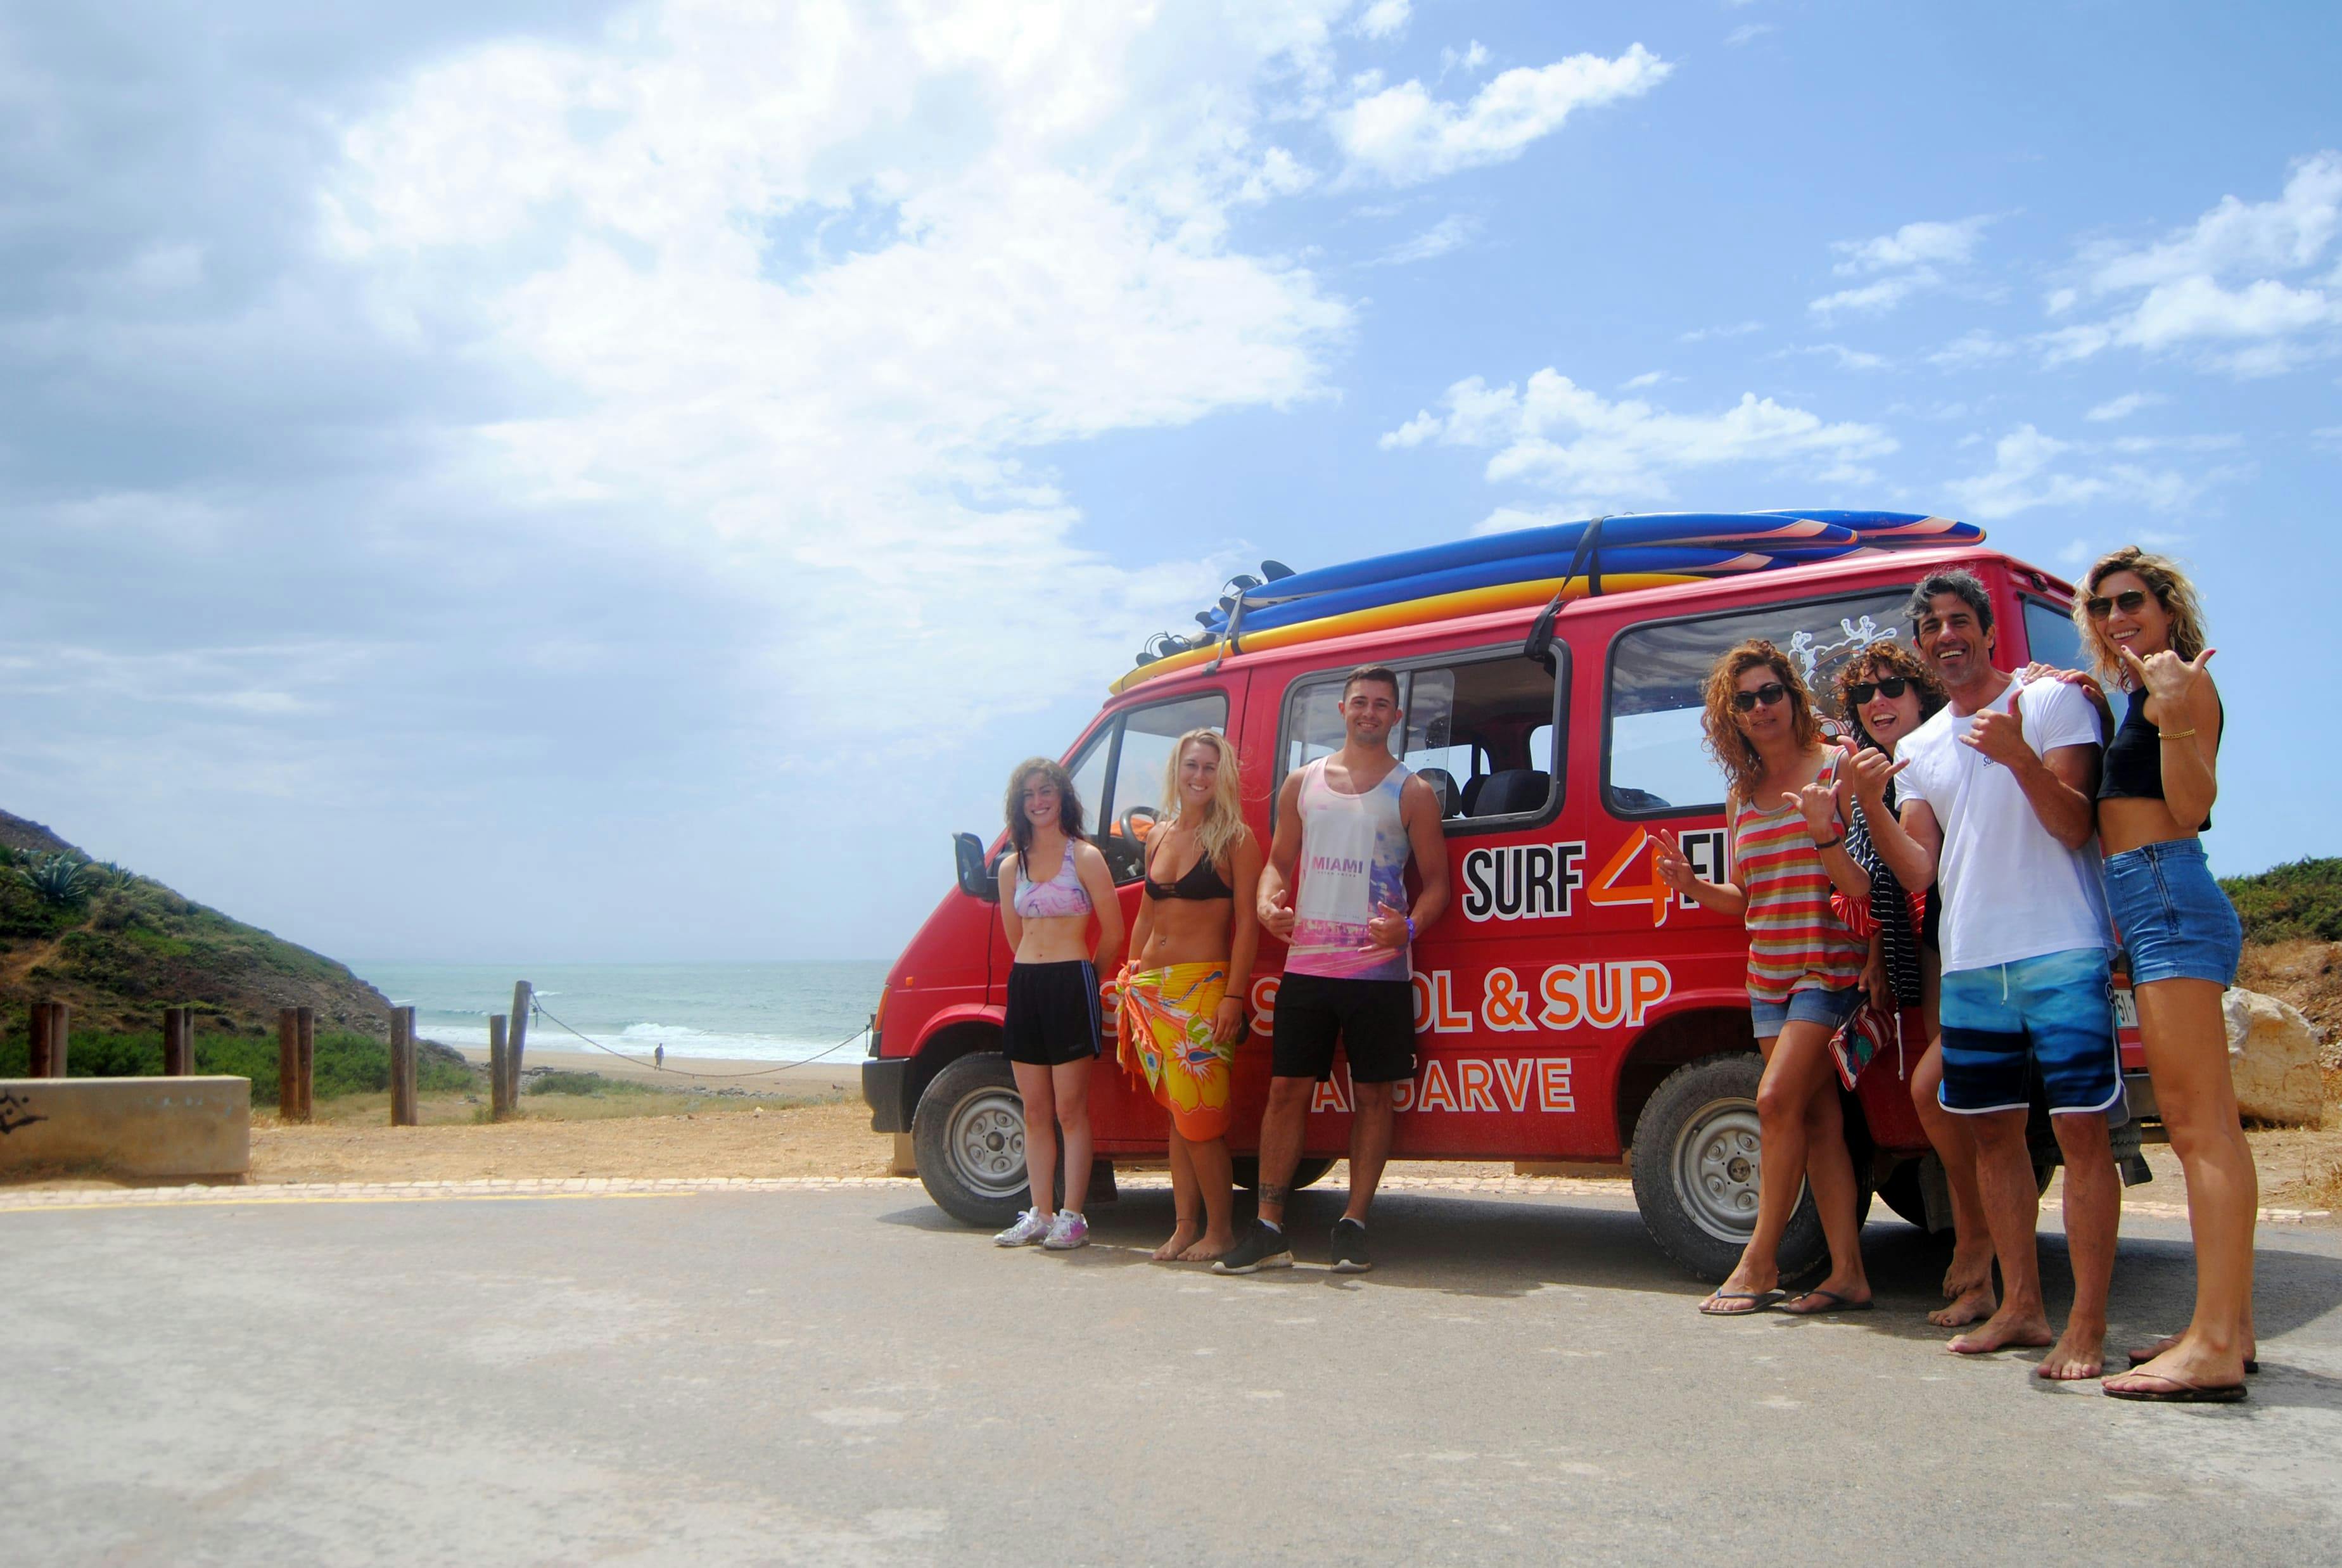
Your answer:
[2221,856,2342,945]
[0,808,470,1101]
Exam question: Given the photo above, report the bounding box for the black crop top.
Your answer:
[2098,686,2220,829]
[1143,846,1234,902]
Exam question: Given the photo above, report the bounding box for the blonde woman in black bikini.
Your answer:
[993,758,1123,1251]
[1115,729,1263,1261]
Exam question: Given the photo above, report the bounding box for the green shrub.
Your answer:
[2220,857,2342,945]
[17,853,98,907]
[527,1071,657,1097]
[0,1026,476,1106]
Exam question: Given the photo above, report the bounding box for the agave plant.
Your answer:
[17,852,98,907]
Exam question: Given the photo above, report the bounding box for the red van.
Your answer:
[862,538,2156,1280]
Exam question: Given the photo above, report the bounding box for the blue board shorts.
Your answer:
[1938,947,2120,1118]
[2106,839,2243,987]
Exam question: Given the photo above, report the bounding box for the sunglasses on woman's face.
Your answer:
[2084,589,2151,620]
[1731,682,1788,712]
[1845,676,1910,706]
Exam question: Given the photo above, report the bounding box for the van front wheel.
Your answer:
[1629,1052,1869,1285]
[913,1051,1031,1228]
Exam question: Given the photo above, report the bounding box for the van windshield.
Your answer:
[1606,589,1915,817]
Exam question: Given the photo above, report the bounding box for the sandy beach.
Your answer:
[452,1045,863,1099]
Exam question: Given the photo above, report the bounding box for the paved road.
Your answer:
[8,1180,2341,1566]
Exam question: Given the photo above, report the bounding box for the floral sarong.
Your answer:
[1117,962,1233,1142]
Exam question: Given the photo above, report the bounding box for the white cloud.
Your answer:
[2085,392,2164,422]
[1944,423,2232,520]
[1375,213,1479,264]
[2041,151,2342,376]
[1679,319,1763,343]
[1789,343,1890,371]
[321,0,1359,743]
[1440,41,1491,78]
[1379,368,1896,511]
[1355,0,1411,39]
[1620,370,1671,390]
[1811,215,1994,319]
[1928,329,2014,368]
[1329,44,1672,188]
[1726,24,1775,46]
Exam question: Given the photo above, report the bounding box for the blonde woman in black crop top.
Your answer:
[2068,547,2255,1404]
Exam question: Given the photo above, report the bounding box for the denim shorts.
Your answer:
[1939,947,2119,1117]
[1748,983,1862,1042]
[2106,839,2243,987]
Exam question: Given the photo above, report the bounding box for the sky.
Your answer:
[3,0,2338,966]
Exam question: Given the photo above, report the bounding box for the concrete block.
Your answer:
[0,1076,250,1179]
[2223,988,2326,1129]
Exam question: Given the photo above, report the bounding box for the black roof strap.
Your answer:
[1523,514,1607,666]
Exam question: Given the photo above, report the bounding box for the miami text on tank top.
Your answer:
[1287,756,1413,983]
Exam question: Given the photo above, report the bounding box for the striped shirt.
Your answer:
[1733,768,1865,1005]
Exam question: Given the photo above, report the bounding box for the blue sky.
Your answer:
[3,1,2337,965]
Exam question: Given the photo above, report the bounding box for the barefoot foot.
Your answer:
[1928,1280,1999,1329]
[1947,1306,2054,1356]
[1177,1230,1235,1263]
[1942,1244,1995,1303]
[1152,1223,1202,1261]
[2036,1322,2106,1380]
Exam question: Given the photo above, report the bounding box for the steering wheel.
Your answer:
[1119,805,1162,843]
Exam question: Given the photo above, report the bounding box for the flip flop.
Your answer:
[2103,1372,2248,1404]
[1780,1289,1874,1316]
[1699,1289,1783,1316]
[2126,1348,2258,1375]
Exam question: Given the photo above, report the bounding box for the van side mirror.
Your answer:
[954,832,1001,902]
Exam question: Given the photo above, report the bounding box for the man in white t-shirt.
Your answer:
[1851,570,2119,1382]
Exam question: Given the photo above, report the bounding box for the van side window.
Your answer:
[2023,597,2085,673]
[1278,653,1563,831]
[1095,692,1230,882]
[1605,590,1916,817]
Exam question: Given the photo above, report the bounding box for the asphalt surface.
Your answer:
[8,1180,2341,1566]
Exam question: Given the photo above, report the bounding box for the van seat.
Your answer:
[1467,768,1550,818]
[1416,767,1462,817]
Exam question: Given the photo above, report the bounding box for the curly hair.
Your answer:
[2072,545,2209,686]
[1831,640,1947,751]
[1701,639,1824,806]
[1003,756,1088,876]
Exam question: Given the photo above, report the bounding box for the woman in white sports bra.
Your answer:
[991,757,1123,1252]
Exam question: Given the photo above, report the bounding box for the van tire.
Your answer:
[1877,1154,2054,1235]
[1629,1052,1871,1285]
[913,1052,1033,1229]
[1231,1157,1337,1193]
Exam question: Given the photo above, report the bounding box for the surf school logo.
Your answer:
[1459,841,1587,922]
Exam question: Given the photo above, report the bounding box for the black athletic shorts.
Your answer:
[1270,972,1416,1084]
[1003,959,1102,1067]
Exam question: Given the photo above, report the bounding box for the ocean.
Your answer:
[357,960,889,1066]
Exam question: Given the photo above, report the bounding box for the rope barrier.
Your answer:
[524,997,867,1082]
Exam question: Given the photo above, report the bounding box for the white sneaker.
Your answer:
[994,1209,1050,1247]
[1041,1210,1090,1250]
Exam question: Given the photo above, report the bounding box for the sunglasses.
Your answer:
[1845,676,1911,706]
[2084,589,2151,620]
[1731,682,1788,712]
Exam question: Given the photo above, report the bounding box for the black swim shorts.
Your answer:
[1002,959,1102,1067]
[1270,971,1416,1084]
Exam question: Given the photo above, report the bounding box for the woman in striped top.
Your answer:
[1655,641,1874,1316]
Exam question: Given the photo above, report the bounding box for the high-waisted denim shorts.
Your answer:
[2106,839,2242,987]
[1747,983,1862,1042]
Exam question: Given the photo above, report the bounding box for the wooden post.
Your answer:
[295,1006,316,1122]
[506,981,533,1108]
[277,1009,300,1117]
[400,1005,419,1124]
[34,1001,70,1078]
[27,1002,54,1077]
[162,1007,192,1076]
[388,1007,417,1126]
[488,1014,511,1119]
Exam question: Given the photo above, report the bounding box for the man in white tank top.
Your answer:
[1215,665,1450,1276]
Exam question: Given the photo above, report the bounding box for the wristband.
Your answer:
[1812,834,1843,851]
[1404,915,1416,941]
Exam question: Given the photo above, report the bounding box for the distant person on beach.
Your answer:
[2034,549,2252,1404]
[1854,570,2120,1380]
[1216,664,1449,1277]
[654,1043,664,1069]
[1653,641,1874,1318]
[1831,643,1994,1329]
[993,757,1124,1252]
[1114,727,1263,1262]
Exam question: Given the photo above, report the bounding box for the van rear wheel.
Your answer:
[1629,1052,1871,1285]
[1231,1156,1337,1193]
[913,1052,1031,1228]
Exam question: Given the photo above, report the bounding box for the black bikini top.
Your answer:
[2099,685,2222,829]
[1143,845,1234,902]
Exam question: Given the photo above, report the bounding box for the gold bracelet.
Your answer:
[2158,727,2198,741]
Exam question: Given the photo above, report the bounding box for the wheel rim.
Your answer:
[1672,1096,1766,1244]
[946,1087,1029,1201]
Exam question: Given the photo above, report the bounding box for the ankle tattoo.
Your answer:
[1260,1183,1291,1206]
